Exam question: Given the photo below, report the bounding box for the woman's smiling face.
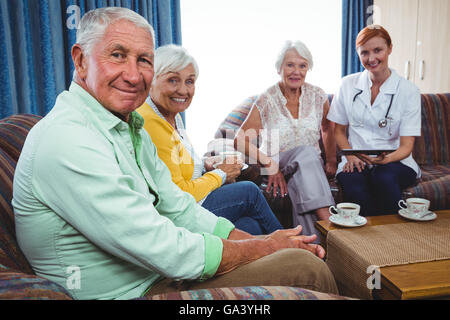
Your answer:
[357,36,392,75]
[150,64,196,118]
[279,49,309,91]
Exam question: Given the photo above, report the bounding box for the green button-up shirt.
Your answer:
[12,82,234,300]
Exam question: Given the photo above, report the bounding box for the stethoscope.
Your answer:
[352,89,395,134]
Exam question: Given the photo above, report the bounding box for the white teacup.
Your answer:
[329,203,361,222]
[398,198,430,216]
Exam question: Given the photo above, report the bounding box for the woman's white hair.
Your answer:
[76,7,155,56]
[275,40,314,73]
[154,44,199,80]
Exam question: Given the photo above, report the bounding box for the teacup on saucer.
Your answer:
[329,215,367,227]
[329,203,360,222]
[398,198,430,217]
[398,209,437,221]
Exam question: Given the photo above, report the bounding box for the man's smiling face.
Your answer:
[75,19,154,121]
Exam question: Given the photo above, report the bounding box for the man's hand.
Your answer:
[217,225,325,275]
[264,226,325,259]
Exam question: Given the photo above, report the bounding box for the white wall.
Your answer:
[180,0,342,156]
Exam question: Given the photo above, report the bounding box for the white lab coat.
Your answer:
[327,69,421,178]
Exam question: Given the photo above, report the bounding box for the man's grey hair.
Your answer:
[76,7,155,55]
[154,44,199,80]
[275,40,314,73]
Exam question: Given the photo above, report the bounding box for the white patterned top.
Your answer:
[255,82,328,157]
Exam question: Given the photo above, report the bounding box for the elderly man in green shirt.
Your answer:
[12,7,338,300]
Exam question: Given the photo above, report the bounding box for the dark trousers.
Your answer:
[336,162,417,216]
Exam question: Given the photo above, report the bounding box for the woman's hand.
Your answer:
[343,155,366,173]
[265,159,288,198]
[325,161,337,178]
[356,152,391,166]
[204,156,222,171]
[217,156,243,183]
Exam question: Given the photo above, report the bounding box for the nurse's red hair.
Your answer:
[356,25,392,48]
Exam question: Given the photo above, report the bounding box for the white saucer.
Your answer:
[398,209,437,221]
[329,215,367,227]
[213,163,248,170]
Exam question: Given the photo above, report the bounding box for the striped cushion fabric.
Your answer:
[404,176,449,211]
[403,165,450,211]
[0,148,34,274]
[214,96,258,139]
[413,94,449,165]
[143,286,350,300]
[0,114,42,162]
[418,164,450,182]
[0,114,41,274]
[0,264,71,300]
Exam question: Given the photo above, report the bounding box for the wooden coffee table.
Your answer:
[316,210,450,300]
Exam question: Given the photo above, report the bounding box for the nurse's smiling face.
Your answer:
[357,36,392,75]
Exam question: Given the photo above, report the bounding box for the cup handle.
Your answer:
[329,206,338,215]
[398,200,407,209]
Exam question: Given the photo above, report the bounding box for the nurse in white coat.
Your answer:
[327,25,421,216]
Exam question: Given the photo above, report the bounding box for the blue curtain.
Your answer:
[0,0,181,118]
[341,0,373,77]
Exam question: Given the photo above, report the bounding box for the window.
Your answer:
[181,0,342,156]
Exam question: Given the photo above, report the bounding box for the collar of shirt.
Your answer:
[69,82,144,133]
[354,69,400,108]
[145,96,186,135]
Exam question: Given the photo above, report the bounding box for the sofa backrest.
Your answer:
[413,94,449,166]
[0,114,42,273]
[215,93,450,166]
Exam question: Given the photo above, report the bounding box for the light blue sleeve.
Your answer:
[140,131,231,234]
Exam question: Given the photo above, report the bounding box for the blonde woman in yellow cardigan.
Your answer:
[137,45,283,235]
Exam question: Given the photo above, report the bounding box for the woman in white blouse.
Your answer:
[327,25,421,216]
[234,40,337,239]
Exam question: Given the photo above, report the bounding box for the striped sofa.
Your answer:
[214,93,449,221]
[0,114,345,300]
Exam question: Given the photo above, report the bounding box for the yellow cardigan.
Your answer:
[137,102,223,202]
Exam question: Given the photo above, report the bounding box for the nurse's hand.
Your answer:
[343,155,366,173]
[358,152,391,165]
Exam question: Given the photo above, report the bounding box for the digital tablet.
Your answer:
[339,149,396,156]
